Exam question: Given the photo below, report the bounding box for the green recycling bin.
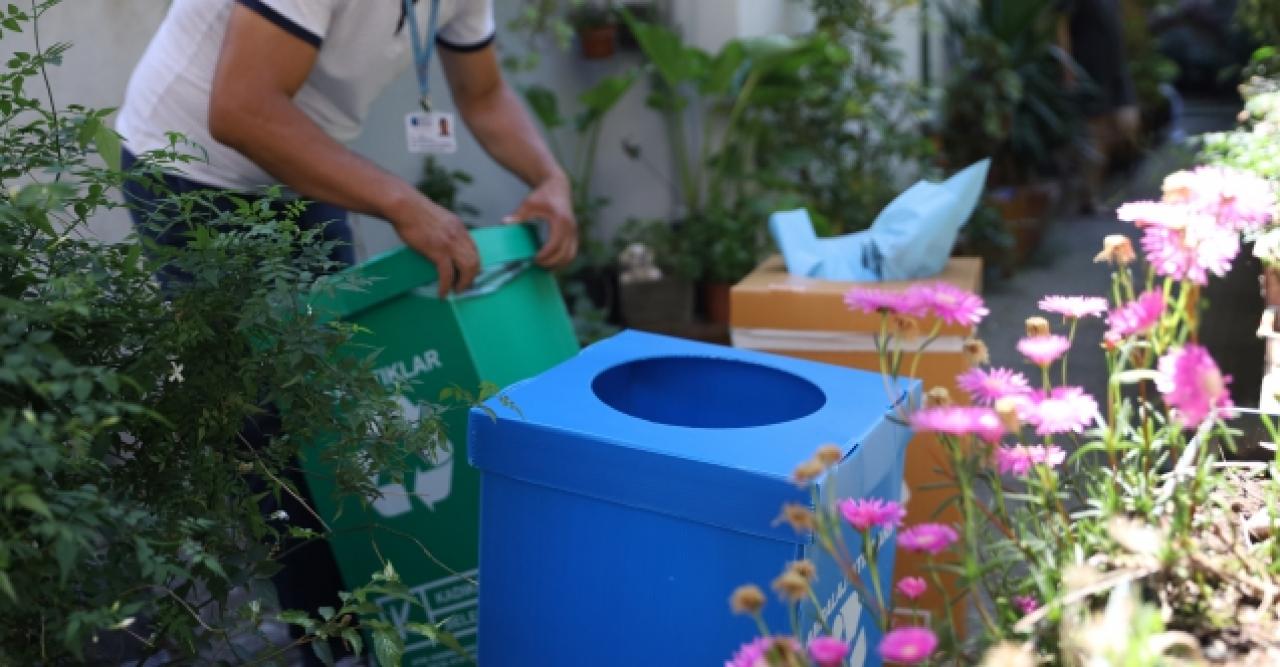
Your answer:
[303,224,579,666]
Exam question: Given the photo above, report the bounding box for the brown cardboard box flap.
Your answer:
[730,256,984,336]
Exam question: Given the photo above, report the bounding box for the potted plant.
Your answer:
[940,0,1085,266]
[569,3,619,60]
[620,13,850,324]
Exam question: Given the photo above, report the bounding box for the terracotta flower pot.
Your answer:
[578,24,618,60]
[701,281,732,325]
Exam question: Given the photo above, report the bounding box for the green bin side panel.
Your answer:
[458,267,580,385]
[301,266,578,667]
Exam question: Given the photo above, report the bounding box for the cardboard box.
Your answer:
[306,225,580,666]
[731,255,983,631]
[468,331,918,666]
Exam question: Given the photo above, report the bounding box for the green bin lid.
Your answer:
[310,223,542,321]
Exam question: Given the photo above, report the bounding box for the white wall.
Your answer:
[0,1,167,243]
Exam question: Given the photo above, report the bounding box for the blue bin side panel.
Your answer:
[476,473,798,667]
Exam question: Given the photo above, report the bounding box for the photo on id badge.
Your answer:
[406,110,457,154]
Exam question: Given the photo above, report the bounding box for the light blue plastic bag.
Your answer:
[769,159,991,281]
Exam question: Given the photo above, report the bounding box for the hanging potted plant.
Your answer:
[569,3,619,60]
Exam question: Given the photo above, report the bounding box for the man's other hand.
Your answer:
[505,173,577,269]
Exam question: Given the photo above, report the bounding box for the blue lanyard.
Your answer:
[403,0,442,110]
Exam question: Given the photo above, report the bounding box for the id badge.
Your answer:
[405,110,458,154]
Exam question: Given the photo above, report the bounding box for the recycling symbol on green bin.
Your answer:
[369,395,454,518]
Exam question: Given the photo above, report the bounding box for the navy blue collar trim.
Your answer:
[236,0,322,48]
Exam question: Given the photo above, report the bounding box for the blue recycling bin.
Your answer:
[467,331,917,666]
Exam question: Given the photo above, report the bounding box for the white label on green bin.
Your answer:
[378,569,479,666]
[373,349,444,385]
[370,396,456,517]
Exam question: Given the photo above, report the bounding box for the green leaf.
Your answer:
[15,491,50,518]
[341,627,363,655]
[700,41,747,95]
[522,84,564,131]
[277,610,317,631]
[406,622,474,662]
[371,627,403,667]
[311,639,335,666]
[93,121,122,172]
[575,70,639,130]
[0,571,15,602]
[318,605,336,621]
[619,10,698,89]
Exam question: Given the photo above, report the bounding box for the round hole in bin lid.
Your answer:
[591,355,826,429]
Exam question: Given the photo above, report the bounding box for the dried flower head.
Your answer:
[813,444,843,467]
[787,559,817,582]
[772,571,810,602]
[791,459,824,486]
[891,313,921,341]
[1024,316,1052,337]
[730,584,766,615]
[994,396,1024,432]
[1094,234,1136,265]
[776,503,816,533]
[979,642,1036,667]
[924,386,953,408]
[962,337,990,365]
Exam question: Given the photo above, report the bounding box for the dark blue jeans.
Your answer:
[120,149,352,664]
[120,148,356,268]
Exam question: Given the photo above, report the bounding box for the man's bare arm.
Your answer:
[208,4,478,294]
[441,45,577,268]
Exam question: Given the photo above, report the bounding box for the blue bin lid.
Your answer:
[468,331,916,544]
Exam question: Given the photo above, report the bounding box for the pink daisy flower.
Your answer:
[1167,166,1276,232]
[956,367,1032,405]
[844,287,908,314]
[995,445,1036,476]
[725,636,800,667]
[1116,200,1185,228]
[898,523,960,555]
[903,282,988,326]
[1024,387,1098,435]
[1106,290,1165,340]
[878,627,938,665]
[1038,295,1109,319]
[996,444,1067,476]
[896,576,928,600]
[910,406,1005,443]
[837,498,905,532]
[1156,344,1234,428]
[1140,213,1239,285]
[1016,334,1072,367]
[807,636,851,667]
[1013,595,1040,615]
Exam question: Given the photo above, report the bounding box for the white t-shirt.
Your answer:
[117,0,494,191]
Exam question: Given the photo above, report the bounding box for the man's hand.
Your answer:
[385,188,480,297]
[505,173,577,269]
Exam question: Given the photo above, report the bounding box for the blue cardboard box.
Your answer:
[467,331,917,666]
